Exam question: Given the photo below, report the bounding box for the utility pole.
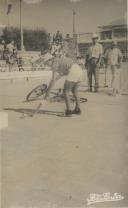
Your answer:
[72,8,78,57]
[6,1,12,27]
[20,0,24,51]
[7,13,10,27]
[73,8,76,37]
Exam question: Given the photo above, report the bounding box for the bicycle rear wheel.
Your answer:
[26,84,47,101]
[80,97,88,103]
[71,97,88,103]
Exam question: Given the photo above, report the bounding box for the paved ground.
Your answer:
[0,69,128,208]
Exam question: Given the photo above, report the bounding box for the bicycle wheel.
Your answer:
[26,84,47,101]
[80,97,88,103]
[71,97,88,103]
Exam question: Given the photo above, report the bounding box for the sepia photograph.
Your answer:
[0,0,128,207]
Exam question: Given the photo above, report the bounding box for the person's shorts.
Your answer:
[64,80,80,92]
[66,63,84,82]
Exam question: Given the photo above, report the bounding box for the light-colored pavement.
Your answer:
[0,71,128,208]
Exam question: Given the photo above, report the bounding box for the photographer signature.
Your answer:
[87,192,124,205]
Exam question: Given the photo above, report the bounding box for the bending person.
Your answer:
[43,53,83,116]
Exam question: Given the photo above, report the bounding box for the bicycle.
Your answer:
[26,83,87,103]
[25,83,87,117]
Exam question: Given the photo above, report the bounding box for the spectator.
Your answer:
[65,34,71,41]
[17,54,24,71]
[51,40,62,57]
[47,33,51,43]
[0,40,6,60]
[85,33,103,92]
[53,34,56,42]
[76,56,85,68]
[55,30,63,43]
[6,40,17,55]
[104,41,123,96]
[6,41,18,70]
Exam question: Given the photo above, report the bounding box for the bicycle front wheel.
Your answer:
[26,84,47,101]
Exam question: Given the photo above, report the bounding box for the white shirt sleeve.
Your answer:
[118,48,122,58]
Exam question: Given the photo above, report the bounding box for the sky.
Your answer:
[0,0,127,36]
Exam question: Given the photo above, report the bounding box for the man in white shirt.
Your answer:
[104,41,122,96]
[86,33,103,92]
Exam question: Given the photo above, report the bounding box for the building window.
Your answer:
[100,31,112,40]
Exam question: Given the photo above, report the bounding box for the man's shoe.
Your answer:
[94,88,98,93]
[104,84,108,88]
[89,88,92,92]
[65,110,72,116]
[72,107,81,115]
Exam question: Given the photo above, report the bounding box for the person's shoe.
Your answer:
[94,88,98,93]
[94,89,98,93]
[112,89,117,96]
[65,110,72,116]
[104,84,108,88]
[89,87,92,92]
[72,107,81,115]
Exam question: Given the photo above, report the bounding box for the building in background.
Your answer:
[78,18,127,61]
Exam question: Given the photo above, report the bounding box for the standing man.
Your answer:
[85,33,103,92]
[104,41,123,96]
[43,53,83,116]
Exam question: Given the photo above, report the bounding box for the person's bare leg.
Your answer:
[72,83,80,109]
[63,81,72,115]
[64,89,71,111]
[72,83,81,115]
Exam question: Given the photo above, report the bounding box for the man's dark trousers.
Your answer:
[87,58,99,92]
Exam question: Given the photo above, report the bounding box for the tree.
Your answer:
[1,27,49,51]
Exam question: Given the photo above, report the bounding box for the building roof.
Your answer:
[108,18,127,26]
[99,18,127,29]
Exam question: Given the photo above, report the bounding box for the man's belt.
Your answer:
[89,57,99,66]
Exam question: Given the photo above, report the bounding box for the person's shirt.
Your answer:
[87,43,103,60]
[51,44,57,55]
[104,47,122,65]
[51,44,61,56]
[55,33,63,42]
[52,56,83,82]
[52,56,73,76]
[0,44,5,52]
[6,43,16,53]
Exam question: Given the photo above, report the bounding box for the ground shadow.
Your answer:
[24,95,88,103]
[4,108,64,117]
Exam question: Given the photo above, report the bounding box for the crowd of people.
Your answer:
[0,31,66,71]
[85,33,122,96]
[0,40,24,71]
